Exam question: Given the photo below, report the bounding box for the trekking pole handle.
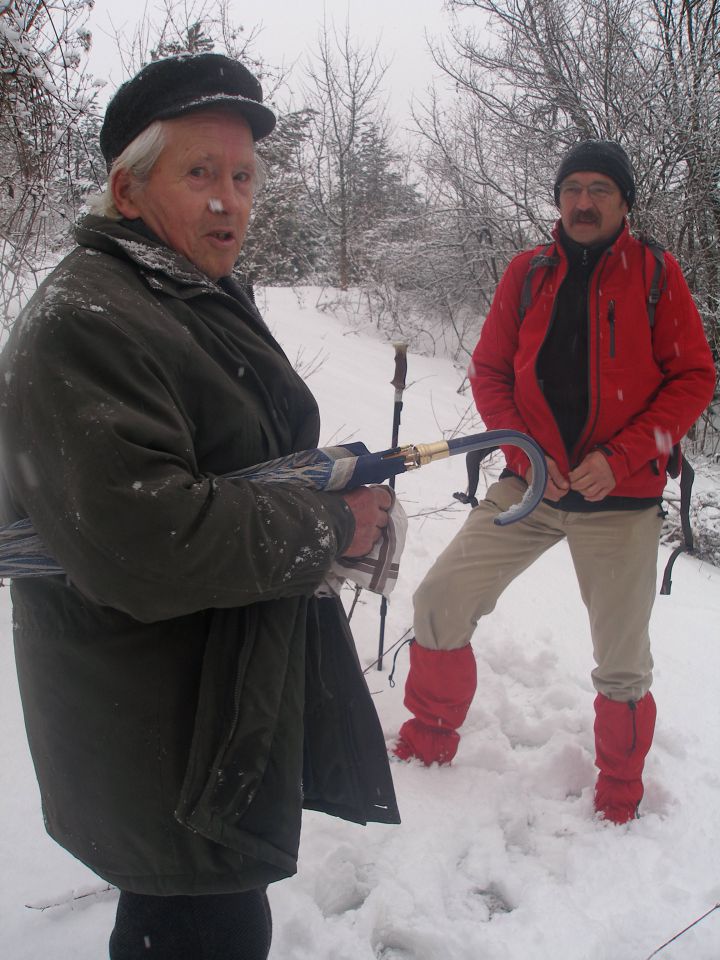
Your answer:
[390,342,408,396]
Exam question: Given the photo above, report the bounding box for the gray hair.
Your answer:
[87,116,268,219]
[87,121,167,219]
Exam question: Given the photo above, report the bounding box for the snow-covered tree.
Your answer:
[647,0,720,452]
[0,0,99,330]
[299,20,396,289]
[411,0,718,441]
[111,0,265,80]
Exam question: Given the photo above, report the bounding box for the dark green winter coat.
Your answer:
[0,216,399,896]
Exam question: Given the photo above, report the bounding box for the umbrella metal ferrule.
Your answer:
[400,441,450,469]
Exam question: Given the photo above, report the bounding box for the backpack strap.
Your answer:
[637,238,697,595]
[519,243,560,322]
[660,452,695,595]
[453,446,498,507]
[639,236,666,329]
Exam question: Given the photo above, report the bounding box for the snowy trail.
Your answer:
[2,288,719,959]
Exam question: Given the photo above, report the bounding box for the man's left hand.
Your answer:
[568,450,616,501]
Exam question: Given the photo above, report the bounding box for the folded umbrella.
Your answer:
[0,429,547,580]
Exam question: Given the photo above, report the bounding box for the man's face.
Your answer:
[557,171,628,246]
[113,110,256,280]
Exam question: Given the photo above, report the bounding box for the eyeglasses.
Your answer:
[559,181,619,201]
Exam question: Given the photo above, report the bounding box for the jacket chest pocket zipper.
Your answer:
[608,300,616,358]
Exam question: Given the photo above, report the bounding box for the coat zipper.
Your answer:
[608,300,616,358]
[529,242,569,453]
[571,250,611,466]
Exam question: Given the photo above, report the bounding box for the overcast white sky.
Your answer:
[86,0,475,124]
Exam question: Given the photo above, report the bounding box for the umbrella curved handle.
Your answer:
[448,430,547,525]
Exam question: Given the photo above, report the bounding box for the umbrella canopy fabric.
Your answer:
[220,442,375,491]
[0,519,59,579]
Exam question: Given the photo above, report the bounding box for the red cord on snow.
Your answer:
[644,902,719,959]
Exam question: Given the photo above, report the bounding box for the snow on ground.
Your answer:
[1,287,719,959]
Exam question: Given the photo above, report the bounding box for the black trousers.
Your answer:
[109,888,272,960]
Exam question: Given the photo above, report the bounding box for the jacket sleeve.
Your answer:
[599,253,716,485]
[2,304,356,623]
[469,252,538,478]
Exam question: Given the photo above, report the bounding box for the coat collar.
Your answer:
[75,215,224,298]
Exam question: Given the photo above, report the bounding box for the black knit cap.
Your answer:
[100,53,276,169]
[553,140,635,210]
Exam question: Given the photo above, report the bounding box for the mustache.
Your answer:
[572,210,600,225]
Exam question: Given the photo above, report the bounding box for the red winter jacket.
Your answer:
[470,221,716,499]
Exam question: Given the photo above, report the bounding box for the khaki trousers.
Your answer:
[413,477,664,702]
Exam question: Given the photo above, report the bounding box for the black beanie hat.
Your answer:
[100,53,276,169]
[553,140,635,210]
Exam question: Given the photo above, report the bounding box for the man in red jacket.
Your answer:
[394,140,716,824]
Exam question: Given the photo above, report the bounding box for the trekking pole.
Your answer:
[377,342,408,671]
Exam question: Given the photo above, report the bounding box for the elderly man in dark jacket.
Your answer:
[0,54,399,960]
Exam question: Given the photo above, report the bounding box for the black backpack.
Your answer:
[454,236,694,594]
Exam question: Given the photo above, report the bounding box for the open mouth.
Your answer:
[208,230,235,243]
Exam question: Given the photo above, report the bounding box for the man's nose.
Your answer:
[213,175,242,213]
[575,188,595,208]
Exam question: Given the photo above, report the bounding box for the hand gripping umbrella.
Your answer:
[0,429,547,580]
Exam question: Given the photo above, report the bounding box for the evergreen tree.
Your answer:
[239,109,323,285]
